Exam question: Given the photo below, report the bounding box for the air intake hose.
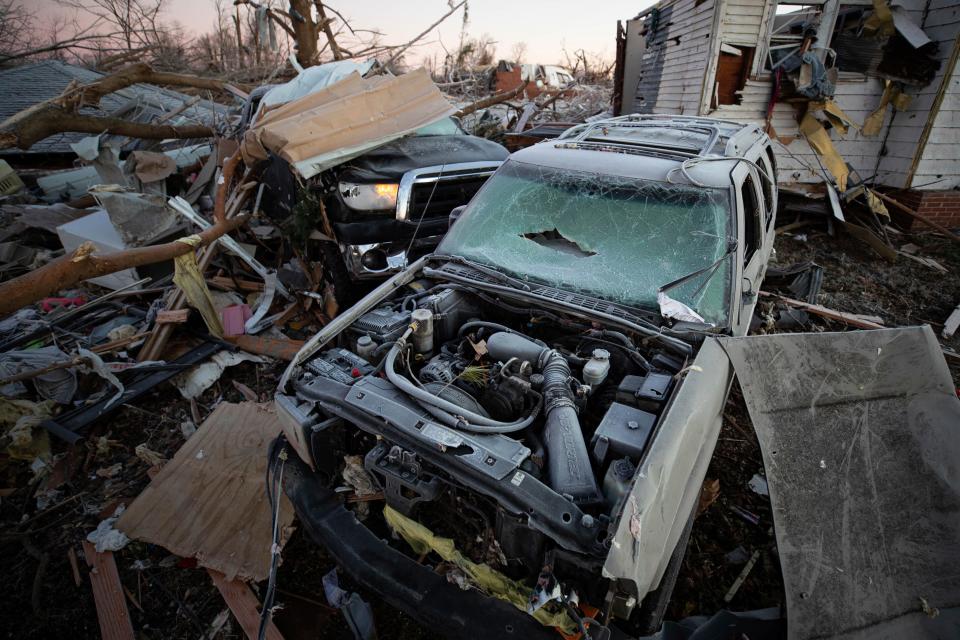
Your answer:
[487,332,602,503]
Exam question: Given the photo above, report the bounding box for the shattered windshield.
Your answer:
[437,160,733,325]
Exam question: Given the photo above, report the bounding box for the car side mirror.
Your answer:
[449,205,467,229]
[741,276,757,305]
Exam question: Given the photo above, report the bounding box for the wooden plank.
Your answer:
[209,569,284,640]
[760,292,886,329]
[943,304,960,339]
[116,403,296,581]
[82,541,135,640]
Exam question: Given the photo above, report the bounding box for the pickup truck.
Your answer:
[273,114,779,638]
[241,85,508,302]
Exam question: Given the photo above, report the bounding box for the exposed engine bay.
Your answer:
[277,266,697,633]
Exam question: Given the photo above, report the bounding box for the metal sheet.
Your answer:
[716,327,960,640]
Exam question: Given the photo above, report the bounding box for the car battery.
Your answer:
[591,402,657,465]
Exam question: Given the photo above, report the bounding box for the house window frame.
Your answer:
[752,0,874,79]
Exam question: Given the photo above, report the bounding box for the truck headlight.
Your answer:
[339,181,399,211]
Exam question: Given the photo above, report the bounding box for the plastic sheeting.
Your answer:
[258,59,377,109]
[717,327,960,640]
[383,505,576,633]
[172,235,224,337]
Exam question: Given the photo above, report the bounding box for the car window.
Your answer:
[415,117,465,136]
[758,153,775,226]
[438,160,734,325]
[739,173,762,264]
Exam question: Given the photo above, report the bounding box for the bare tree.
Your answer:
[510,41,527,64]
[0,0,34,58]
[61,0,169,52]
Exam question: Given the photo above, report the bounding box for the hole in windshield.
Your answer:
[437,160,734,326]
[521,229,597,257]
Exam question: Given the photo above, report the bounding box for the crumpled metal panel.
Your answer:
[717,327,960,640]
[602,338,733,597]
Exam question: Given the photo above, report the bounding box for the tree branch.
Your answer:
[0,215,250,319]
[0,105,213,151]
[385,0,466,68]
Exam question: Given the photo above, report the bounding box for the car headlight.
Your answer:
[339,181,399,211]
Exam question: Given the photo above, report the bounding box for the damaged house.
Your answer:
[615,0,960,227]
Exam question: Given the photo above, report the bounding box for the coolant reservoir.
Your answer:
[356,335,377,362]
[583,348,611,387]
[602,457,636,508]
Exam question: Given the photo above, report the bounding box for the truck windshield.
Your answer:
[437,160,733,325]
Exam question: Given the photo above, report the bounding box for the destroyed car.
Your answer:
[242,83,508,298]
[274,115,779,637]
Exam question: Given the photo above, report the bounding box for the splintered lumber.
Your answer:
[760,291,885,329]
[223,335,306,361]
[208,569,284,640]
[874,191,960,243]
[116,403,295,582]
[81,541,136,640]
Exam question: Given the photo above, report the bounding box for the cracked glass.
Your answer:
[437,160,733,325]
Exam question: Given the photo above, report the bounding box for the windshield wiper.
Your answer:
[658,238,737,298]
[430,254,532,291]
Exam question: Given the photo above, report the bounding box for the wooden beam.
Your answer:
[208,569,284,640]
[760,292,885,329]
[874,191,960,243]
[82,541,135,640]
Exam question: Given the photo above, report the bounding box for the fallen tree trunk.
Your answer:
[0,62,233,151]
[0,215,249,318]
[454,83,526,118]
[0,105,214,151]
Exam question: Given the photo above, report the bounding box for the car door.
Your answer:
[731,161,767,336]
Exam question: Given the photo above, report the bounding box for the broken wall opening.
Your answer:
[715,45,756,106]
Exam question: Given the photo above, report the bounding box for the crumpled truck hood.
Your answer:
[717,326,960,640]
[339,134,509,182]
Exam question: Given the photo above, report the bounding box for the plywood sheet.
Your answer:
[117,402,295,581]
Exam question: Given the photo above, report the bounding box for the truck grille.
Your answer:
[407,175,490,221]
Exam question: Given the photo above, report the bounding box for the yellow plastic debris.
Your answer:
[800,113,849,192]
[383,505,577,633]
[173,235,224,337]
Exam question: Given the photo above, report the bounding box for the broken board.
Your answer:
[208,569,284,640]
[117,402,295,581]
[82,540,135,640]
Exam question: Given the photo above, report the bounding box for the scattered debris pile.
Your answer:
[0,15,956,637]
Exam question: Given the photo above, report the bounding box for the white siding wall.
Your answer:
[633,0,717,116]
[624,0,958,189]
[904,0,960,190]
[703,0,957,189]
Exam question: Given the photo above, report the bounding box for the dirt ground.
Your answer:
[1,224,957,639]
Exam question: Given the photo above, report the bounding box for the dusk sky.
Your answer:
[37,0,656,67]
